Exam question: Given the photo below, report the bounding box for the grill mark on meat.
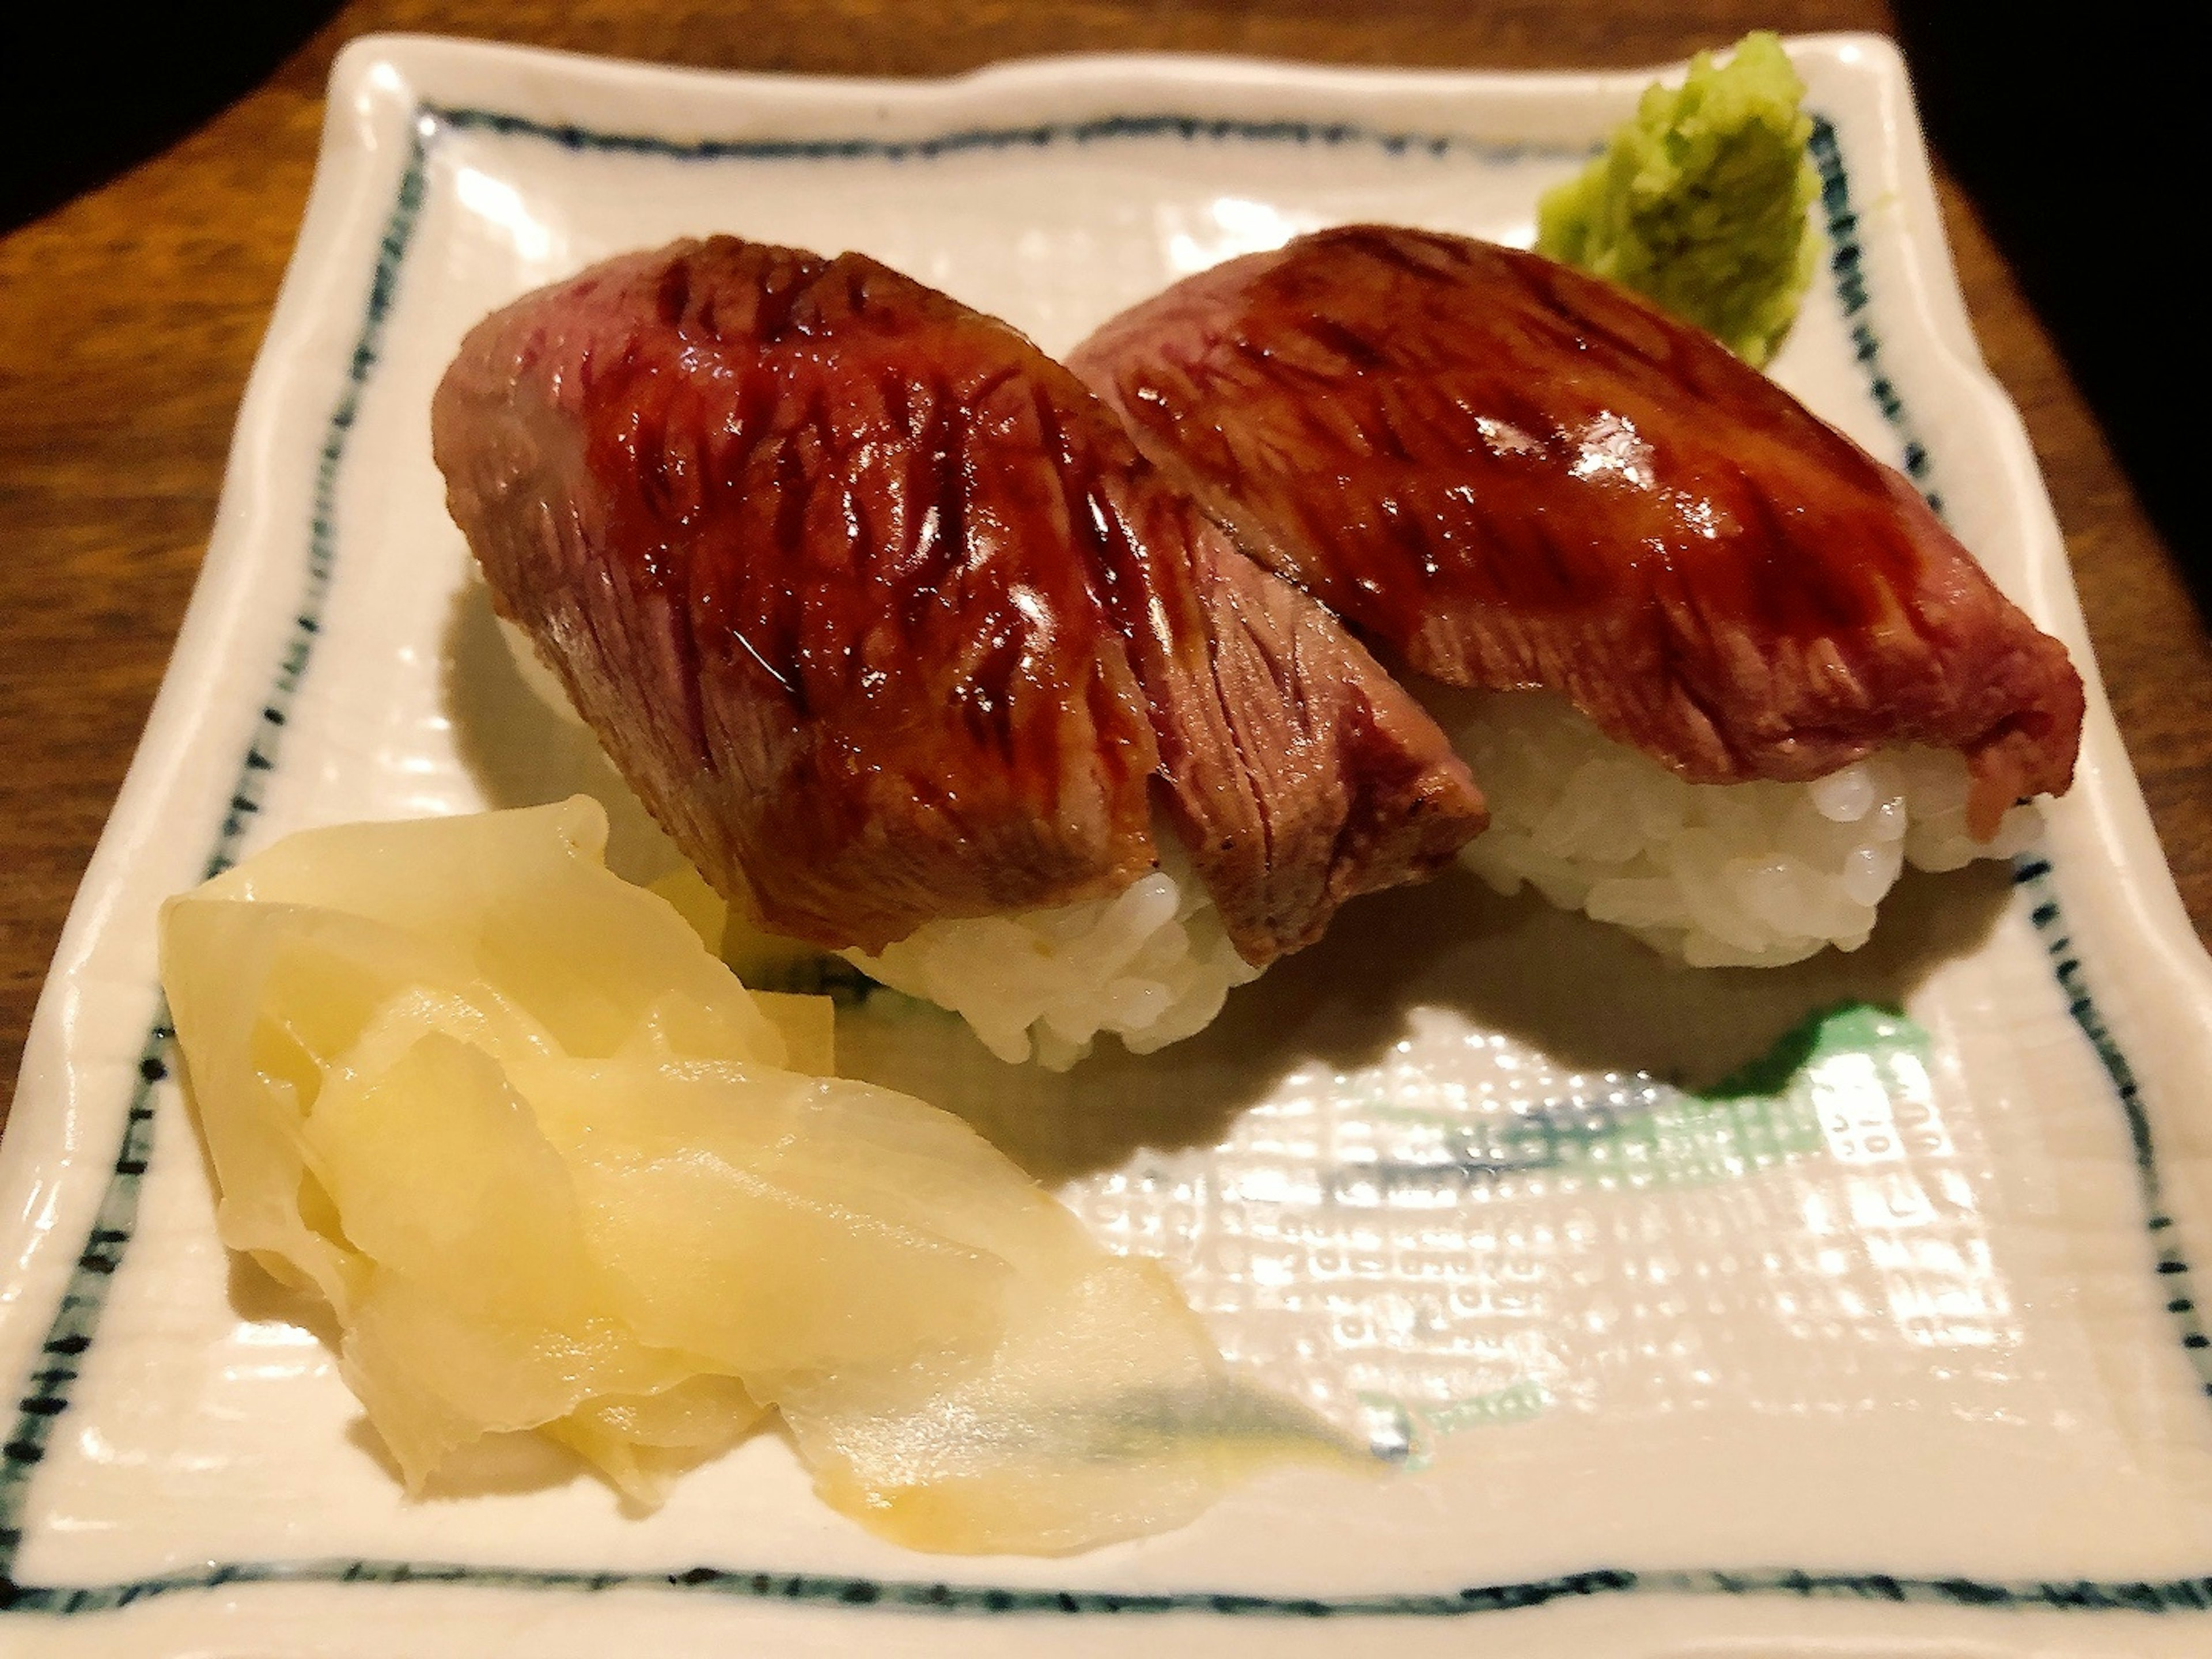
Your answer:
[434,236,1485,961]
[1196,540,1281,897]
[1070,225,2083,837]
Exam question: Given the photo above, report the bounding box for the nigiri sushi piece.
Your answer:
[1069,226,2085,966]
[432,237,1484,1063]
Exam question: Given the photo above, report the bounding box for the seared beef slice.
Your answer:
[1071,226,2082,839]
[433,237,1484,961]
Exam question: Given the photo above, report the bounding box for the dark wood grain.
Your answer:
[3,1,2204,1131]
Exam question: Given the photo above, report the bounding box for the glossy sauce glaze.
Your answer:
[1071,226,2084,838]
[433,238,1483,960]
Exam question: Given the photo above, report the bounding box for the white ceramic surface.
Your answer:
[4,32,2211,1657]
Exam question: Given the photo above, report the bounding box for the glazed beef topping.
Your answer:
[433,237,1484,960]
[1070,225,2084,838]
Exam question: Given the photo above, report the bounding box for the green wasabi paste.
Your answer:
[1536,31,1819,366]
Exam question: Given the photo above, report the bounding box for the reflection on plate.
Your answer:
[3,32,2211,1659]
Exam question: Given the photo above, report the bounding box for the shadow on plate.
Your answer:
[437,561,2014,1187]
[226,1250,343,1350]
[340,1416,593,1507]
[229,1252,597,1503]
[842,854,2013,1186]
[229,1206,747,1512]
[229,1241,590,1502]
[440,574,683,886]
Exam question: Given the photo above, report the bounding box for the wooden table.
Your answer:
[3,1,2206,1127]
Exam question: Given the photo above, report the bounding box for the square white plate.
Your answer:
[6,32,2212,1657]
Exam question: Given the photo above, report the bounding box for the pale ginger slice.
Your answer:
[160,797,1344,1549]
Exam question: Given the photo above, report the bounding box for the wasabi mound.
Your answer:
[1537,31,1819,365]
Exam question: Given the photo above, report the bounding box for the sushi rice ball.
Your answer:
[501,618,1264,1069]
[1448,690,2040,968]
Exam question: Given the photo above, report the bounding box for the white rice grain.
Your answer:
[847,837,1260,1069]
[1452,691,2041,967]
